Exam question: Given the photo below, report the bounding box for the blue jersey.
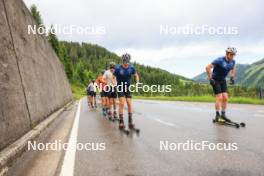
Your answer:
[114,64,136,85]
[212,56,235,81]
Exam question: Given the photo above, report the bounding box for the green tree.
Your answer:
[30,5,43,26]
[48,25,60,57]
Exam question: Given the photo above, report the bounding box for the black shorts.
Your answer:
[211,80,227,95]
[89,91,96,97]
[118,91,132,98]
[100,91,107,97]
[107,87,117,98]
[117,88,132,98]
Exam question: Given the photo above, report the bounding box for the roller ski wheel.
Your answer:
[129,124,140,133]
[240,122,246,127]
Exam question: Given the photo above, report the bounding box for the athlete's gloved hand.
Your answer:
[209,78,215,85]
[230,77,235,85]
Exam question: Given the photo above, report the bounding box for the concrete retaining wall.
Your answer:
[0,0,73,150]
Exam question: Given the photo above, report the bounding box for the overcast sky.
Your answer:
[24,0,264,78]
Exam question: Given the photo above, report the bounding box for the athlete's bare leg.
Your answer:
[92,96,96,107]
[88,96,92,107]
[119,97,125,115]
[113,98,117,117]
[87,96,90,106]
[118,96,126,128]
[215,93,223,112]
[126,98,132,113]
[222,93,229,111]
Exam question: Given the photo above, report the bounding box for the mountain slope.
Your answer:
[240,58,264,87]
[60,41,191,86]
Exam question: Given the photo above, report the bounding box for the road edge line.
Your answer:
[59,99,82,176]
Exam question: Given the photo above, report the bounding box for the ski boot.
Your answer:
[221,113,231,123]
[128,113,140,133]
[213,113,223,123]
[119,115,129,134]
[128,113,134,128]
[214,114,221,122]
[119,120,125,129]
[108,111,113,121]
[102,108,107,117]
[113,111,118,121]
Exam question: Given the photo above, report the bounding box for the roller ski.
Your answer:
[128,123,140,134]
[118,118,129,135]
[213,114,245,128]
[128,113,140,134]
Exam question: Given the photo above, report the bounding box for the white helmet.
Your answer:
[226,46,237,54]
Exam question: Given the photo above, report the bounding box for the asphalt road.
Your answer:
[71,99,264,176]
[8,98,264,176]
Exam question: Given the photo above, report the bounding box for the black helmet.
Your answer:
[121,53,131,64]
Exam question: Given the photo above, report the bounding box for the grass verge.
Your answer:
[134,95,264,105]
[70,84,264,105]
[71,83,85,100]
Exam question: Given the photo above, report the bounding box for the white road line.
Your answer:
[60,99,82,176]
[154,118,175,127]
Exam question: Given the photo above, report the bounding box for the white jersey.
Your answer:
[103,70,115,86]
[87,82,97,92]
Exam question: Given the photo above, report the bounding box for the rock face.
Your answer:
[0,0,73,150]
